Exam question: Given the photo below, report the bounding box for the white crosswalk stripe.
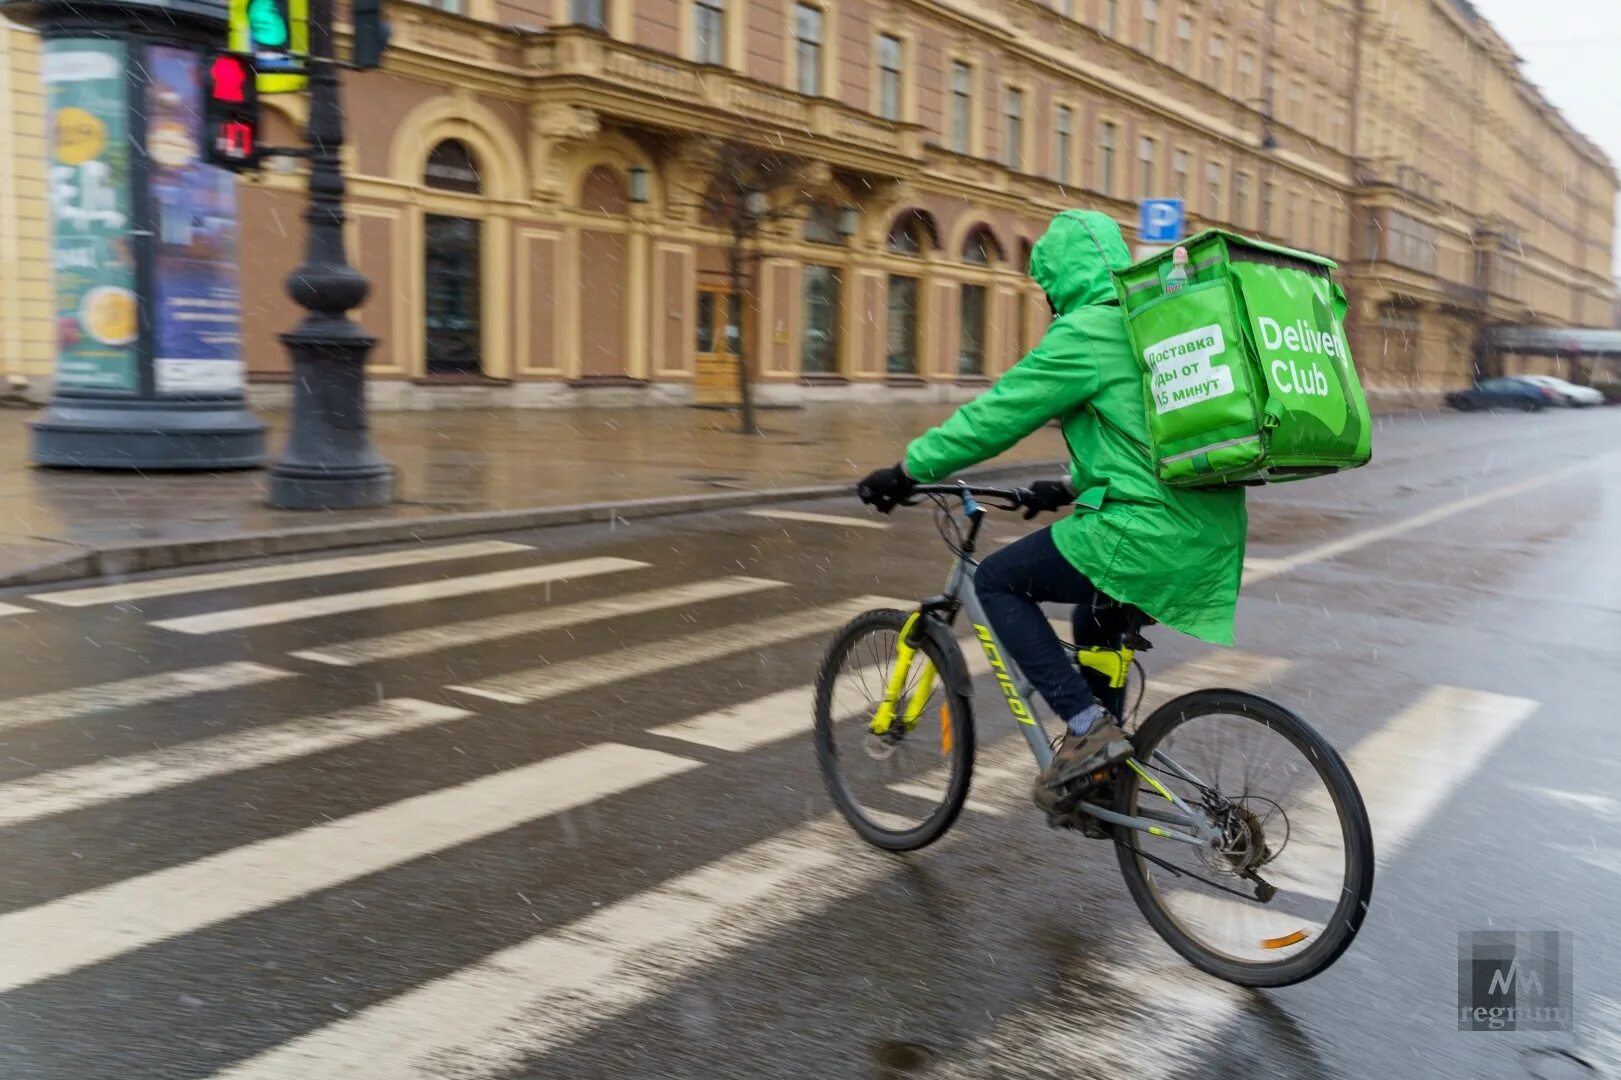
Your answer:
[447,594,904,705]
[208,813,882,1080]
[0,601,32,618]
[152,556,648,634]
[744,508,890,529]
[28,540,534,608]
[0,661,295,733]
[0,698,470,828]
[290,575,785,666]
[0,743,699,994]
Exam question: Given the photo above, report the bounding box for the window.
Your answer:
[795,5,823,96]
[801,265,841,374]
[571,0,605,28]
[1104,0,1118,37]
[876,34,902,120]
[1208,35,1226,89]
[694,0,725,64]
[1142,0,1159,54]
[951,62,972,154]
[1004,87,1024,170]
[1137,135,1157,197]
[1205,161,1223,219]
[886,275,919,374]
[1332,106,1346,149]
[1289,80,1304,125]
[1237,51,1254,101]
[1056,105,1073,185]
[1172,149,1189,200]
[1098,121,1117,196]
[887,212,930,256]
[803,202,844,245]
[958,283,987,375]
[1176,15,1193,72]
[1308,199,1319,248]
[1284,191,1296,237]
[1233,171,1250,227]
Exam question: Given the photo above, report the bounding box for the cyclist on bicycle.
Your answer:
[858,210,1247,812]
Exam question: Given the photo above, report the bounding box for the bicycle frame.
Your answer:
[877,488,1222,848]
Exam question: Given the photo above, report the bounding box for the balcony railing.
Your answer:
[528,28,925,171]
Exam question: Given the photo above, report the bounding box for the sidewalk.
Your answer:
[0,404,1068,585]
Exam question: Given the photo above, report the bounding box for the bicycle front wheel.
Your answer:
[814,608,975,852]
[1112,690,1374,987]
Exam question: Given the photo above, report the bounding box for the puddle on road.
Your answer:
[873,1040,936,1077]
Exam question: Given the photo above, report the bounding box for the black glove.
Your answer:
[1020,479,1075,520]
[857,462,917,514]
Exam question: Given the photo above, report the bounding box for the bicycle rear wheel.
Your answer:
[814,608,975,852]
[1112,689,1374,987]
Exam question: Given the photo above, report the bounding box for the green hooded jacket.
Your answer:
[904,210,1247,645]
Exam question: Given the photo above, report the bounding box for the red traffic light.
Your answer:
[209,53,251,104]
[205,52,260,171]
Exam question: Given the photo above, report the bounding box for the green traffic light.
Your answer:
[246,0,289,48]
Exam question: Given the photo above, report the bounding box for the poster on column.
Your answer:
[147,46,244,395]
[44,40,138,392]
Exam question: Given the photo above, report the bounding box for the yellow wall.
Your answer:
[0,18,52,381]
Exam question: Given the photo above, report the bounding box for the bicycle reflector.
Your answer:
[205,52,260,171]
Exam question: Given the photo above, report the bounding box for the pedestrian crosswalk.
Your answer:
[0,535,1548,1076]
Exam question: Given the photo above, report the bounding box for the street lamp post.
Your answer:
[264,0,392,508]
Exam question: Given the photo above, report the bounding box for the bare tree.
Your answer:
[688,138,817,436]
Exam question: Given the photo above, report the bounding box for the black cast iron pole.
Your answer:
[265,0,392,508]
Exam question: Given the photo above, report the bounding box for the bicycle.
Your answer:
[813,482,1374,987]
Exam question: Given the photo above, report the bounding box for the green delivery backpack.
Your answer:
[1111,229,1372,487]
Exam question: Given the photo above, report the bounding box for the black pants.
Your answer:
[973,527,1134,722]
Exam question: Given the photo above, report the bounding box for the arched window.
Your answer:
[887,210,937,256]
[424,139,482,194]
[960,225,1003,265]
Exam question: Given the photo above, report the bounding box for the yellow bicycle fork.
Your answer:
[869,613,938,737]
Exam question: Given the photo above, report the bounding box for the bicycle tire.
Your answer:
[814,608,976,852]
[1112,689,1374,987]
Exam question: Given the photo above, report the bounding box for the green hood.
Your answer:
[1028,210,1133,315]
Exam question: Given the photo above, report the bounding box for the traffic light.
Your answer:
[352,0,391,70]
[228,0,308,93]
[204,52,260,171]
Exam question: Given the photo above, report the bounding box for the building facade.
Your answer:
[1,0,1613,409]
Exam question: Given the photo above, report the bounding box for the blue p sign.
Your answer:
[1139,199,1185,243]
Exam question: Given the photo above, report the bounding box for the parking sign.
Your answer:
[1139,199,1185,243]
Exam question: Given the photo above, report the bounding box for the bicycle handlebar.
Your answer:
[901,483,1029,513]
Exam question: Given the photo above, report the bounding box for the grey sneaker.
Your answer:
[1032,712,1131,814]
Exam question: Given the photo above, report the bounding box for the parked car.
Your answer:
[1509,374,1605,407]
[1445,378,1551,412]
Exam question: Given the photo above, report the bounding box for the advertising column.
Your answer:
[9,0,266,470]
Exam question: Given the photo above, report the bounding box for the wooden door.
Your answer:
[693,286,744,406]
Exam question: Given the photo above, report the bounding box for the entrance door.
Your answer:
[424,214,482,375]
[694,286,743,406]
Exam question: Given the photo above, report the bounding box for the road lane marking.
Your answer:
[28,541,535,608]
[1243,456,1603,586]
[0,662,295,733]
[0,699,470,828]
[152,557,648,635]
[291,576,786,667]
[447,595,905,706]
[1267,685,1538,899]
[208,814,886,1080]
[0,743,699,995]
[0,601,32,618]
[745,509,890,530]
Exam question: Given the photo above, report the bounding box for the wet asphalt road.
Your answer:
[0,407,1619,1080]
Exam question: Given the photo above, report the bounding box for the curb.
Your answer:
[1,459,1066,589]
